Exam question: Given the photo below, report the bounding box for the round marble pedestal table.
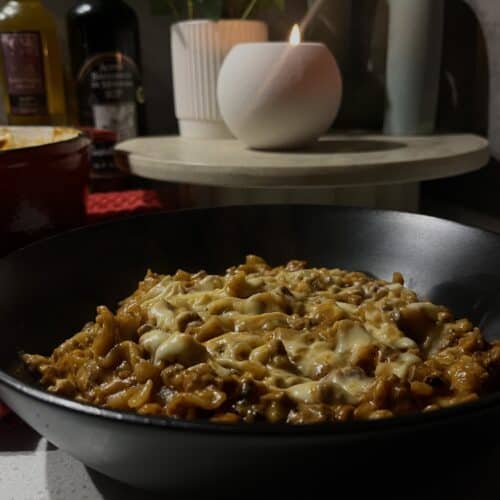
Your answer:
[115,134,489,211]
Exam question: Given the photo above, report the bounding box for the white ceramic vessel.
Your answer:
[217,42,342,149]
[171,20,268,139]
[383,0,444,135]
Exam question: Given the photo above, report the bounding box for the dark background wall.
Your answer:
[424,0,500,215]
[44,1,497,143]
[41,0,500,215]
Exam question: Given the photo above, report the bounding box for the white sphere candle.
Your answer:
[217,25,342,150]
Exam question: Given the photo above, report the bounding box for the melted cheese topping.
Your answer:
[137,257,445,407]
[25,255,500,425]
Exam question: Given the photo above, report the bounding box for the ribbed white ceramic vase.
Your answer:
[171,20,268,139]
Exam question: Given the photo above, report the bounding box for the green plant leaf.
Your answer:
[150,0,174,16]
[193,0,223,19]
[258,0,285,11]
[242,0,285,18]
[151,0,283,19]
[150,0,187,17]
[221,0,245,18]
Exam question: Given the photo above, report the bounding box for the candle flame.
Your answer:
[289,24,301,46]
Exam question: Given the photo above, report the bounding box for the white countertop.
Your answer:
[0,416,163,500]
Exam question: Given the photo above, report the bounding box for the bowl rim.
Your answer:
[2,205,500,436]
[2,366,500,436]
[0,126,89,156]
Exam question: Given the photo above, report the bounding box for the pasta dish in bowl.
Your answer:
[3,205,500,492]
[22,255,500,424]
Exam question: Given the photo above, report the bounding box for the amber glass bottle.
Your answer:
[0,0,66,125]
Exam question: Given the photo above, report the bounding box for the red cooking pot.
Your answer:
[0,126,91,256]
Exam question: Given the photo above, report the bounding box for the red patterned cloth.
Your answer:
[86,189,167,223]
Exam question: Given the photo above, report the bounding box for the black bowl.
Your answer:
[2,205,500,497]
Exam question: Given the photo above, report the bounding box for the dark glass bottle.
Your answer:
[67,0,145,183]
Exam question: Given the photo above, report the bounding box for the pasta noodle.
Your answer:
[22,256,500,424]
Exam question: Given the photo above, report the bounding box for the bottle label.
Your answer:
[77,52,143,143]
[0,32,48,116]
